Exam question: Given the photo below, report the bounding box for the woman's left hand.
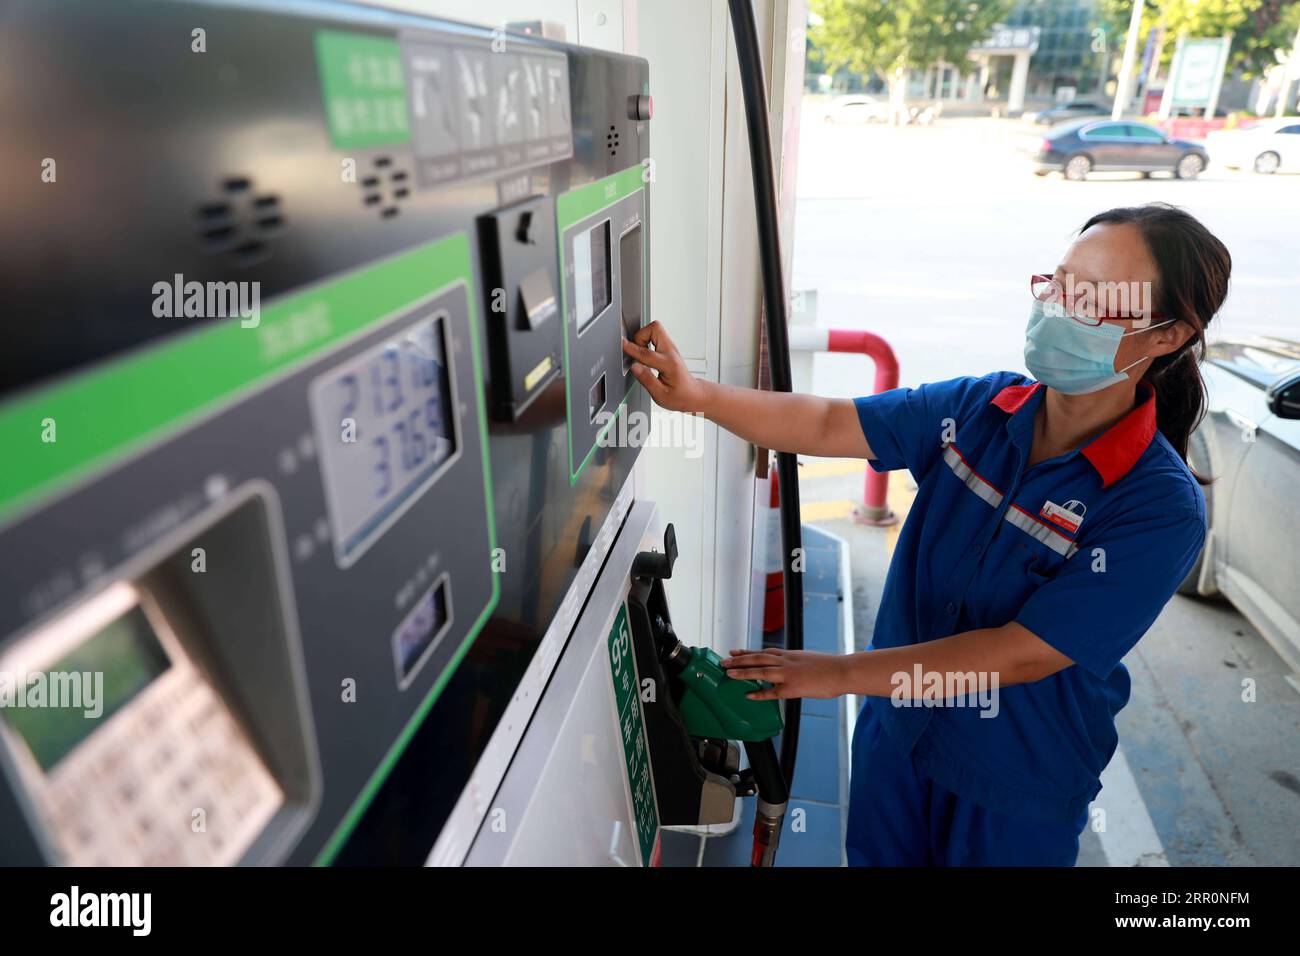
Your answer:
[721,648,850,701]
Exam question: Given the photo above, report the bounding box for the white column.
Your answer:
[1158,33,1184,120]
[976,58,990,101]
[1113,0,1146,119]
[965,71,979,101]
[1009,51,1030,113]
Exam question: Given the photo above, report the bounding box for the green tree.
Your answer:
[810,0,1011,120]
[1099,0,1299,78]
[1256,2,1300,82]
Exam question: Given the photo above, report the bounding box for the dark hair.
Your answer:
[1079,204,1231,484]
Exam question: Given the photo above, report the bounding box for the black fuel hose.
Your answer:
[725,0,802,793]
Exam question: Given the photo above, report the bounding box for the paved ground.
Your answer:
[794,110,1299,384]
[789,106,1300,866]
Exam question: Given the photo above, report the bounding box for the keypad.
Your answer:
[37,665,282,866]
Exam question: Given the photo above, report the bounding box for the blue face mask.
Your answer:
[1024,299,1174,395]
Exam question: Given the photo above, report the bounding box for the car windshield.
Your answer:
[1209,341,1300,387]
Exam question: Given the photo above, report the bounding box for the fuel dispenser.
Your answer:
[627,526,789,866]
[0,0,803,868]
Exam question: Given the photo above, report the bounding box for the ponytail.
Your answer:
[1147,345,1206,466]
[1079,204,1231,485]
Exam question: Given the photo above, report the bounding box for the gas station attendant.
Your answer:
[621,203,1232,866]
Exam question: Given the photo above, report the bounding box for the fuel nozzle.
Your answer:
[669,643,789,866]
[744,738,788,868]
[629,523,789,863]
[653,615,692,675]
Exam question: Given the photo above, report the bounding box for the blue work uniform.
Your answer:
[846,372,1206,866]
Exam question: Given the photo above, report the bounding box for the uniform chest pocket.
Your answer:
[965,535,1064,625]
[998,535,1066,588]
[1024,550,1062,582]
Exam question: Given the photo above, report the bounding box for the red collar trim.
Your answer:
[989,380,1157,488]
[1080,382,1158,487]
[990,382,1042,414]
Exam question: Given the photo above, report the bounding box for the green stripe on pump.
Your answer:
[555,164,646,228]
[0,234,473,526]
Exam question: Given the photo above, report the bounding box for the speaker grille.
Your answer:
[195,177,283,267]
[360,155,412,220]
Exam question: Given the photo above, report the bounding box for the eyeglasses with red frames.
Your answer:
[1030,274,1167,326]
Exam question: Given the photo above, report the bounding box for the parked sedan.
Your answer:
[1032,119,1208,180]
[823,95,890,125]
[1206,120,1300,174]
[1025,100,1109,126]
[1183,337,1300,672]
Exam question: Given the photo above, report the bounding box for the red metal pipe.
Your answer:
[826,329,899,526]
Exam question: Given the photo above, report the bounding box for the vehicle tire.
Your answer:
[1178,429,1214,596]
[1175,153,1204,180]
[1064,154,1091,181]
[1254,151,1280,174]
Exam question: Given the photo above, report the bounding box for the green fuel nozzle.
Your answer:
[631,523,789,866]
[669,643,788,867]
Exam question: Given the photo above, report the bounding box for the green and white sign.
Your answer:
[1168,35,1233,109]
[606,603,658,865]
[315,30,411,149]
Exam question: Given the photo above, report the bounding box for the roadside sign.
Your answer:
[1161,34,1233,118]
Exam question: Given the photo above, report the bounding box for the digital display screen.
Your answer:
[5,606,171,772]
[393,577,452,688]
[574,220,612,333]
[311,314,457,564]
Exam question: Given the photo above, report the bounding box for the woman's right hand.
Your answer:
[621,321,711,413]
[621,320,871,461]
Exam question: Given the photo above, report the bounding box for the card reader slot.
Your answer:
[588,373,607,424]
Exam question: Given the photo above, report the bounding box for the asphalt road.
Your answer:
[791,109,1300,866]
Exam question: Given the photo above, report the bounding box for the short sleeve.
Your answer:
[1015,504,1206,679]
[854,372,1022,479]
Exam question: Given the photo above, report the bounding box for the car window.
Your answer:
[1125,124,1165,143]
[1278,125,1300,135]
[1080,122,1125,140]
[1208,342,1300,387]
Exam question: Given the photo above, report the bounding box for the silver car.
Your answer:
[1206,120,1300,174]
[1183,337,1300,671]
[823,95,890,125]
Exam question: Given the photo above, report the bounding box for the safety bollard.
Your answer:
[788,327,900,526]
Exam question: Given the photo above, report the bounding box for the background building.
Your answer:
[1006,0,1105,101]
[807,0,1108,113]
